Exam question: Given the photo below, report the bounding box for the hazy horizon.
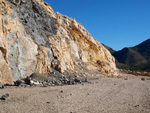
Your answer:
[44,0,150,51]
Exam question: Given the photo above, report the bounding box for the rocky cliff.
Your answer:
[0,0,118,84]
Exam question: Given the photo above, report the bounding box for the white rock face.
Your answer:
[0,0,118,84]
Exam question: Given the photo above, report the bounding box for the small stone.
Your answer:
[0,85,4,89]
[24,77,31,85]
[14,80,25,86]
[134,105,139,107]
[147,78,150,80]
[60,90,64,93]
[48,83,52,86]
[71,81,76,85]
[0,93,9,100]
[74,78,81,83]
[141,78,145,81]
[124,77,128,80]
[43,85,48,87]
[25,85,30,88]
[84,78,88,82]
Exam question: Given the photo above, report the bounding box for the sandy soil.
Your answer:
[0,74,150,113]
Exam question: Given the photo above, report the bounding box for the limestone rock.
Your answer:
[0,0,118,84]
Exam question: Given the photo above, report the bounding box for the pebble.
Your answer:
[84,78,89,82]
[147,78,150,80]
[141,78,145,81]
[0,93,9,100]
[0,85,4,89]
[134,105,139,107]
[124,77,128,80]
[60,90,64,93]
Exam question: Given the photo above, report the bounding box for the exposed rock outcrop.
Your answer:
[0,0,118,84]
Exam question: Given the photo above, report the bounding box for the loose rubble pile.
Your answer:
[14,73,84,87]
[0,71,89,89]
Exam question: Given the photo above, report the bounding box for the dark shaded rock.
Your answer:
[0,93,9,100]
[0,85,4,89]
[14,80,25,86]
[60,90,64,93]
[24,76,31,85]
[3,84,13,86]
[74,78,81,83]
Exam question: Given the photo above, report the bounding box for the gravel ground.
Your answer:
[0,74,150,113]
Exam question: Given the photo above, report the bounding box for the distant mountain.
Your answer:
[105,39,150,71]
[133,39,150,61]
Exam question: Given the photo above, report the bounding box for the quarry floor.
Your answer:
[0,74,150,113]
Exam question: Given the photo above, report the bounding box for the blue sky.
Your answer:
[44,0,150,50]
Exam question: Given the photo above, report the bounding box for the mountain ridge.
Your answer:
[105,38,150,71]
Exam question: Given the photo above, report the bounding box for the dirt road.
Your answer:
[0,74,150,113]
